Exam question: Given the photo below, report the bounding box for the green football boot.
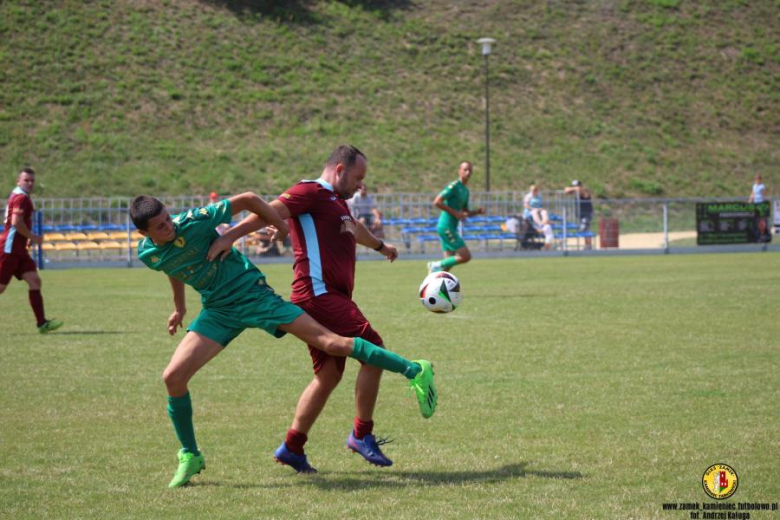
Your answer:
[410,360,437,419]
[168,449,205,488]
[38,319,64,334]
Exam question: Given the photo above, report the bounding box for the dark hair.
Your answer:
[18,167,35,177]
[325,145,366,169]
[130,195,165,231]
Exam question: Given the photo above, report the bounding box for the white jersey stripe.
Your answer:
[299,213,327,296]
[4,227,15,253]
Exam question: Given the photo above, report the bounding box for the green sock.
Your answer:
[350,337,421,380]
[167,393,200,456]
[441,256,459,269]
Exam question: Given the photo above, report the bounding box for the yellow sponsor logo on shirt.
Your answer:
[174,237,186,248]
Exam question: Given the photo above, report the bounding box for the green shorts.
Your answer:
[188,282,304,347]
[438,225,466,252]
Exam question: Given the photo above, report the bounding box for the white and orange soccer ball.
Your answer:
[419,271,462,313]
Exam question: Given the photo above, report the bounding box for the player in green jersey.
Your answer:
[130,192,437,488]
[427,161,484,273]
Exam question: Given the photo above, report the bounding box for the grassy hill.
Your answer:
[1,0,777,198]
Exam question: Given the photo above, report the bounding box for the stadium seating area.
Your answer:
[35,211,596,261]
[40,225,142,259]
[384,214,596,252]
[39,225,277,260]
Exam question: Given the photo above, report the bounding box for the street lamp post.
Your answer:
[477,38,496,192]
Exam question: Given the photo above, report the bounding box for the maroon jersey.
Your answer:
[1,187,34,255]
[278,180,357,303]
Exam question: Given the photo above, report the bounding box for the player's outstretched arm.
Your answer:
[228,192,288,236]
[167,276,186,335]
[207,193,288,261]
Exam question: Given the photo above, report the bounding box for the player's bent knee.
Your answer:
[316,368,343,389]
[321,335,352,357]
[162,366,189,393]
[0,284,6,294]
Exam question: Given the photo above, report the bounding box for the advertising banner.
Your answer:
[696,201,772,245]
[774,200,780,229]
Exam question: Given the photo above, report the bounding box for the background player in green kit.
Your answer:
[130,192,436,488]
[427,161,484,273]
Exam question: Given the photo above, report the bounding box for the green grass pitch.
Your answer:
[1,254,778,518]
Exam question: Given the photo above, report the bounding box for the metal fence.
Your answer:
[2,192,776,267]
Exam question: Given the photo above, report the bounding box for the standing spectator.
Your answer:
[748,175,766,204]
[564,180,594,250]
[348,184,384,238]
[0,167,63,333]
[522,184,554,250]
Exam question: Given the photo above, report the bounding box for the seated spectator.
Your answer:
[564,180,594,250]
[505,213,543,251]
[504,214,521,235]
[348,184,384,238]
[523,184,554,250]
[254,227,282,257]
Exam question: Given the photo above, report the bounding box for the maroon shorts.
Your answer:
[296,292,384,374]
[0,252,37,285]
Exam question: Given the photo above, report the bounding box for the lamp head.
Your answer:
[477,37,496,56]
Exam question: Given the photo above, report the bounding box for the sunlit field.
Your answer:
[1,254,778,519]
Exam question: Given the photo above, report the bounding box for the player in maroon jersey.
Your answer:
[209,146,426,471]
[0,168,63,333]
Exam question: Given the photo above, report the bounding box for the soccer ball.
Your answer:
[419,271,462,313]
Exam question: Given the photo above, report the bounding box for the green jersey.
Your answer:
[138,200,264,308]
[437,180,470,229]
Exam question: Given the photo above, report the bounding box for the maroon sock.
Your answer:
[285,429,307,455]
[29,290,46,326]
[353,417,374,440]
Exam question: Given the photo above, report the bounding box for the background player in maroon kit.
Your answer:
[0,168,63,333]
[210,146,412,471]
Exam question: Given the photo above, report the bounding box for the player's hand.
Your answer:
[382,243,398,262]
[30,234,43,246]
[207,235,235,262]
[268,221,289,243]
[476,207,486,215]
[460,210,469,220]
[167,310,185,335]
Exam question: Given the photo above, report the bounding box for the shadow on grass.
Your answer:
[184,462,582,489]
[8,330,126,337]
[305,462,583,490]
[466,294,557,299]
[187,480,287,490]
[50,331,126,335]
[199,0,414,24]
